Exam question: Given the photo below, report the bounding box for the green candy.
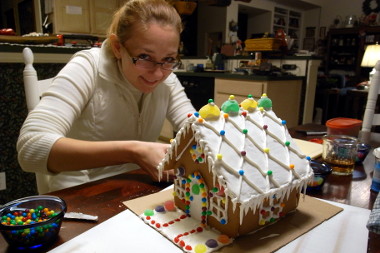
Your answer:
[221,100,239,115]
[258,95,272,109]
[192,184,200,195]
[144,209,154,217]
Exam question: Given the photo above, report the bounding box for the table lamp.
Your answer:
[361,43,380,84]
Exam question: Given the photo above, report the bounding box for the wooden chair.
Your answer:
[23,47,54,193]
[23,47,54,112]
[359,60,380,144]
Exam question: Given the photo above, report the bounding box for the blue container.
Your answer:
[371,148,380,193]
[0,195,66,250]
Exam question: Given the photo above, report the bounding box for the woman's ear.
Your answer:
[109,34,122,59]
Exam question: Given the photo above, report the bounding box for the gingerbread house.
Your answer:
[157,94,313,238]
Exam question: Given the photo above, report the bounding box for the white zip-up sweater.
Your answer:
[17,40,195,193]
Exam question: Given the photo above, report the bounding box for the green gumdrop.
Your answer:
[144,209,154,216]
[221,100,239,115]
[258,97,272,108]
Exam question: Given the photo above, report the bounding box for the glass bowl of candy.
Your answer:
[0,195,67,250]
[307,160,332,192]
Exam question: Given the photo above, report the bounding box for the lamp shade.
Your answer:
[361,43,380,67]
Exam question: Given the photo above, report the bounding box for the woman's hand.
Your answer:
[131,141,174,182]
[47,138,174,181]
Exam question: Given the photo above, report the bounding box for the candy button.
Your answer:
[194,244,207,253]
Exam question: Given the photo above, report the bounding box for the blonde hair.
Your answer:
[108,0,182,45]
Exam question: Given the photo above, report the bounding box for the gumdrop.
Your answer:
[258,93,272,109]
[199,99,220,120]
[240,94,258,112]
[221,95,239,115]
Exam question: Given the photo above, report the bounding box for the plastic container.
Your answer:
[326,117,362,137]
[0,195,67,250]
[372,148,380,192]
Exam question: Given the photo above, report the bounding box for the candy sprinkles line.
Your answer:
[175,135,195,162]
[286,142,307,158]
[248,112,305,181]
[261,109,283,125]
[216,155,265,194]
[243,155,267,177]
[236,116,248,203]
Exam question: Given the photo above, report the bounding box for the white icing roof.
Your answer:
[158,106,314,208]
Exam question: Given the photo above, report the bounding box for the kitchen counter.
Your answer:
[0,43,90,63]
[174,70,304,81]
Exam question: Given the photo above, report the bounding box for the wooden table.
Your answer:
[1,124,379,252]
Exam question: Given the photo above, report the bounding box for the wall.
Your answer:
[318,0,364,29]
[197,3,227,56]
[247,11,272,36]
[199,0,367,54]
[225,0,310,49]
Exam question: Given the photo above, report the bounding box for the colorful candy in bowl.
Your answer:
[307,160,332,192]
[356,143,371,164]
[0,195,66,250]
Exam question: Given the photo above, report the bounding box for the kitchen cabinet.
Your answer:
[53,0,120,36]
[273,7,302,50]
[214,78,302,128]
[159,72,304,141]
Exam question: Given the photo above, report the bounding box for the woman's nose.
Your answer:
[148,65,166,79]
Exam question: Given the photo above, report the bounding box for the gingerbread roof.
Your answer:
[158,95,313,210]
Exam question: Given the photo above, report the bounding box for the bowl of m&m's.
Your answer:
[0,195,67,250]
[307,160,332,192]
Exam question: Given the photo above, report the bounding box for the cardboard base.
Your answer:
[124,190,343,253]
[293,138,322,159]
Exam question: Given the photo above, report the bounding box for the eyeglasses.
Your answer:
[130,56,181,71]
[122,45,181,71]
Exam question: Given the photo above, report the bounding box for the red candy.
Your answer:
[164,200,175,211]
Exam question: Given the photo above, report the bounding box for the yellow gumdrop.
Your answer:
[241,98,258,112]
[199,103,220,120]
[194,244,207,253]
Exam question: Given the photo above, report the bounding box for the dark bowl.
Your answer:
[356,143,371,164]
[307,160,332,192]
[0,195,66,250]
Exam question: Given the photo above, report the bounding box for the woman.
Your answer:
[17,0,195,193]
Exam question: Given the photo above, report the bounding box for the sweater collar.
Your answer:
[98,39,142,96]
